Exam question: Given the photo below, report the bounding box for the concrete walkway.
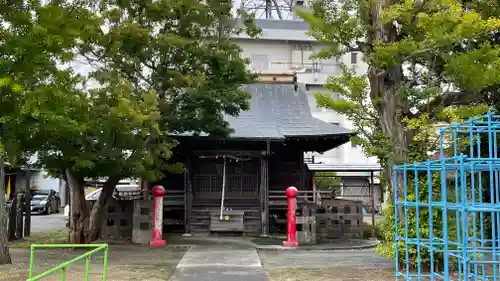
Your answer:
[169,244,269,281]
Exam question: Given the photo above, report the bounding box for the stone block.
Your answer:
[132,200,153,244]
[100,200,133,240]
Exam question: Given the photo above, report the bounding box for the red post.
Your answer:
[283,186,299,247]
[150,185,166,247]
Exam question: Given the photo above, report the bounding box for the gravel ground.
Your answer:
[260,249,394,281]
[258,249,393,269]
[267,267,394,281]
[1,233,396,281]
[0,245,186,281]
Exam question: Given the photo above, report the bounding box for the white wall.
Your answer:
[234,21,378,167]
[234,38,342,82]
[25,153,63,194]
[30,171,61,192]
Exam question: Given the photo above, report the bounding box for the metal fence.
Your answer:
[395,112,500,280]
[28,244,109,281]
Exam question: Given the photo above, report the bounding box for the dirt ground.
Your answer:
[260,249,395,281]
[0,245,187,281]
[267,267,394,281]
[0,235,397,281]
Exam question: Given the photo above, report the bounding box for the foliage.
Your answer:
[0,0,95,164]
[315,172,342,191]
[79,0,258,137]
[33,0,260,182]
[297,0,500,265]
[0,0,99,262]
[35,71,171,182]
[2,0,259,244]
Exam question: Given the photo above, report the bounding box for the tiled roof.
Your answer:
[225,83,353,139]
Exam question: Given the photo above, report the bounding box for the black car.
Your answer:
[30,190,60,215]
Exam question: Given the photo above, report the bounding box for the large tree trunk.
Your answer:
[367,1,411,218]
[66,169,90,244]
[88,176,121,241]
[0,157,12,264]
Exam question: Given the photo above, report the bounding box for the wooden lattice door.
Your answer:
[192,157,259,199]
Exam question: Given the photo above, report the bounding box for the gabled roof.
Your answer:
[176,83,354,152]
[225,84,352,139]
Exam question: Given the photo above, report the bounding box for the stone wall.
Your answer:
[132,200,153,244]
[100,200,134,241]
[97,199,154,244]
[316,198,364,239]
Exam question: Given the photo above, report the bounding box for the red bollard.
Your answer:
[283,186,299,247]
[150,185,166,247]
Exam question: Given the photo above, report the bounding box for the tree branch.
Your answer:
[415,91,486,118]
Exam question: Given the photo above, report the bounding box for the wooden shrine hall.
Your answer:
[154,75,354,236]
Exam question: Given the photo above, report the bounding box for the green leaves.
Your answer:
[0,0,95,165]
[299,0,500,266]
[444,44,500,91]
[0,0,256,183]
[79,0,256,137]
[298,0,500,168]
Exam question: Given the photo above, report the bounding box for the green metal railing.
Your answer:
[27,244,109,281]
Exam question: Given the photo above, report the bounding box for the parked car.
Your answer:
[30,190,60,215]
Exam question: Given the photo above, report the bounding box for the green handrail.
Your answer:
[27,244,109,281]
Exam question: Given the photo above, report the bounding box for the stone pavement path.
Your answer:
[168,244,269,281]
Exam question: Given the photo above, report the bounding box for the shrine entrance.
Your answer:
[189,153,261,234]
[192,155,260,200]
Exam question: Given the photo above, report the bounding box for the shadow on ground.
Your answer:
[0,245,187,281]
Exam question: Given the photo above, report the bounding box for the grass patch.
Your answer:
[9,229,68,248]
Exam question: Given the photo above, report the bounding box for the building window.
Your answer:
[294,44,313,51]
[351,52,358,64]
[351,142,358,148]
[331,122,340,126]
[251,54,269,71]
[312,60,321,72]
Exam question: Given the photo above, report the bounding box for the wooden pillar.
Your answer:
[24,171,31,237]
[8,196,17,240]
[370,171,376,237]
[260,141,270,237]
[141,179,149,200]
[184,156,193,235]
[299,150,305,190]
[24,169,31,237]
[15,193,23,239]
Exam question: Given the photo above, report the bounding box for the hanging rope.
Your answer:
[219,156,227,220]
[199,153,252,220]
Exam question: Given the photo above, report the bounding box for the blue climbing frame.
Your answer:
[394,112,500,280]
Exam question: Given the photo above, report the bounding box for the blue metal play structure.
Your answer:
[394,112,500,280]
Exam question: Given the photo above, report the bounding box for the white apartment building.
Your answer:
[231,19,383,209]
[231,19,378,168]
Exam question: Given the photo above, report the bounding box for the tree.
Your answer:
[0,0,96,263]
[315,172,341,192]
[33,70,167,243]
[34,0,259,243]
[297,0,500,264]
